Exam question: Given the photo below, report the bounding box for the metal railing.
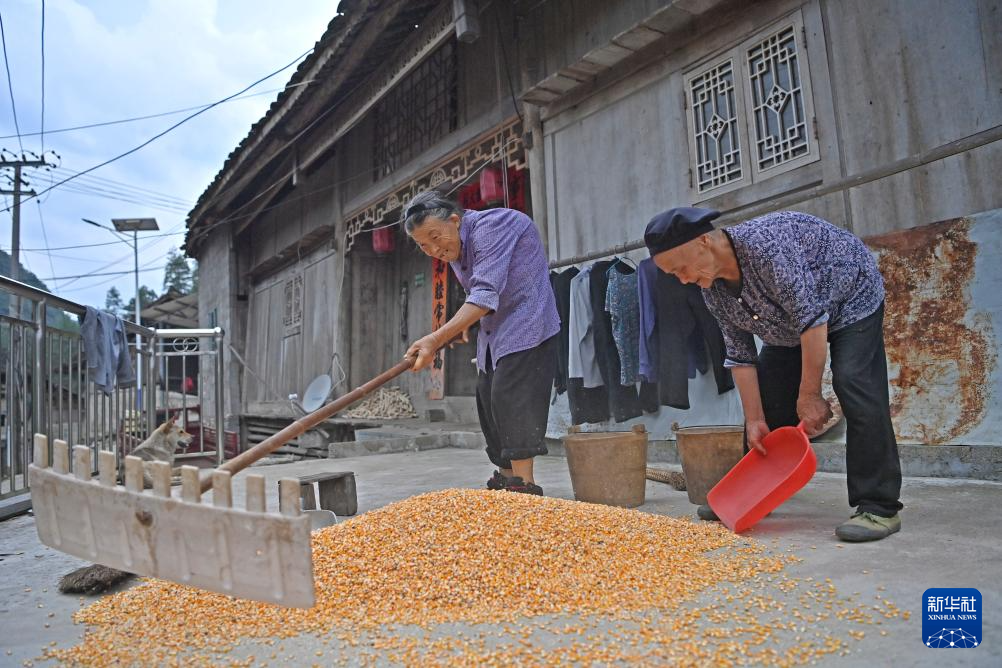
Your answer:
[1,276,227,519]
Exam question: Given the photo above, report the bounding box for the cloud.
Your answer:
[1,0,336,306]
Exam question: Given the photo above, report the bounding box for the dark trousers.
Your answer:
[756,304,902,517]
[476,337,556,469]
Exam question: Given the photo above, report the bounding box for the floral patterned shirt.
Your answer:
[702,211,884,367]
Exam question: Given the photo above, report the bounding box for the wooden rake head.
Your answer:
[29,434,316,608]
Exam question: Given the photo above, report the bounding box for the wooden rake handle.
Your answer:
[199,356,417,493]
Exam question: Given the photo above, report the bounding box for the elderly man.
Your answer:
[645,208,902,542]
[403,190,559,495]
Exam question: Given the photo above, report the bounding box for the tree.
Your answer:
[190,260,199,294]
[105,287,125,317]
[124,285,159,321]
[162,247,194,295]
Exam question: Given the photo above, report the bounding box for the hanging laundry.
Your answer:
[654,271,734,409]
[81,306,135,396]
[550,268,579,395]
[637,258,659,383]
[605,261,640,385]
[589,260,642,422]
[567,268,603,388]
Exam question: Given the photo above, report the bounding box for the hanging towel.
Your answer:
[81,306,136,396]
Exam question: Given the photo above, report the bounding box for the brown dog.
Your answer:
[120,415,193,487]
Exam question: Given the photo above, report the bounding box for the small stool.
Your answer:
[292,471,357,516]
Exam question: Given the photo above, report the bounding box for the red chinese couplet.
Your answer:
[428,258,448,399]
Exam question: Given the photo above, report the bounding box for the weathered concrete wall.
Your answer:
[535,0,1001,445]
[541,0,1002,252]
[197,226,241,431]
[869,210,1001,446]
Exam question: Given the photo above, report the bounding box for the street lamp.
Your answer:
[111,218,160,331]
[112,218,160,400]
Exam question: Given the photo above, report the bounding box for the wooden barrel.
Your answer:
[562,425,648,508]
[675,425,745,505]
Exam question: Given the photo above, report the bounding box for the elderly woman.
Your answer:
[645,207,903,542]
[403,190,559,495]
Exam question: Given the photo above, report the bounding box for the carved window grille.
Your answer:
[373,39,459,180]
[283,274,303,337]
[746,25,810,171]
[688,59,744,193]
[685,10,818,197]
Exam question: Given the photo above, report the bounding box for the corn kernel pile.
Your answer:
[44,489,903,666]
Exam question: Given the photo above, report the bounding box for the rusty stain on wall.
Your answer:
[869,218,998,444]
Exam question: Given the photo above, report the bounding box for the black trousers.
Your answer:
[756,304,903,517]
[476,336,556,469]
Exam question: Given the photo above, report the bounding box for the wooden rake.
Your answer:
[29,357,416,608]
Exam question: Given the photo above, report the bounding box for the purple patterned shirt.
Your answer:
[451,208,560,372]
[702,211,884,367]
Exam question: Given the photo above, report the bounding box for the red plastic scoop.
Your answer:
[706,422,817,532]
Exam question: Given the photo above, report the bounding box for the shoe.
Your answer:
[504,476,543,496]
[835,512,901,542]
[486,470,509,490]
[696,504,719,521]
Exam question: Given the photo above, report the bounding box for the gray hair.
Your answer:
[401,190,462,234]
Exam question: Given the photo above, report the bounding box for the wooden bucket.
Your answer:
[562,425,648,508]
[675,425,745,505]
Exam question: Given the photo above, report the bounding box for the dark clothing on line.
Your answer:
[567,378,610,424]
[654,271,734,409]
[589,260,642,422]
[549,268,579,395]
[754,304,902,517]
[476,337,557,468]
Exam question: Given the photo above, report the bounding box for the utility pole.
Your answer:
[1,151,57,316]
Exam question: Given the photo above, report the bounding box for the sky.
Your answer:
[0,0,339,311]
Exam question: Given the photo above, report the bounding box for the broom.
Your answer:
[645,467,687,491]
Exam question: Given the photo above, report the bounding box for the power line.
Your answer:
[54,218,188,290]
[17,247,137,262]
[53,252,171,294]
[0,80,317,141]
[58,183,191,214]
[40,0,45,152]
[14,231,183,252]
[0,10,24,153]
[38,265,165,281]
[35,200,59,290]
[50,167,194,207]
[1,46,316,212]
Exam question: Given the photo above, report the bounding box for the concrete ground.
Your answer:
[1,448,999,666]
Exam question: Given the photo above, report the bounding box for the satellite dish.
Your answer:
[301,374,332,413]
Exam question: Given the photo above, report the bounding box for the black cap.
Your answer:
[644,207,720,256]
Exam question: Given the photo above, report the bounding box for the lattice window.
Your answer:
[746,26,810,171]
[373,39,459,180]
[688,60,744,193]
[684,10,818,198]
[283,275,303,337]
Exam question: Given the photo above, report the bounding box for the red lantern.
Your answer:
[372,226,395,254]
[479,165,504,203]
